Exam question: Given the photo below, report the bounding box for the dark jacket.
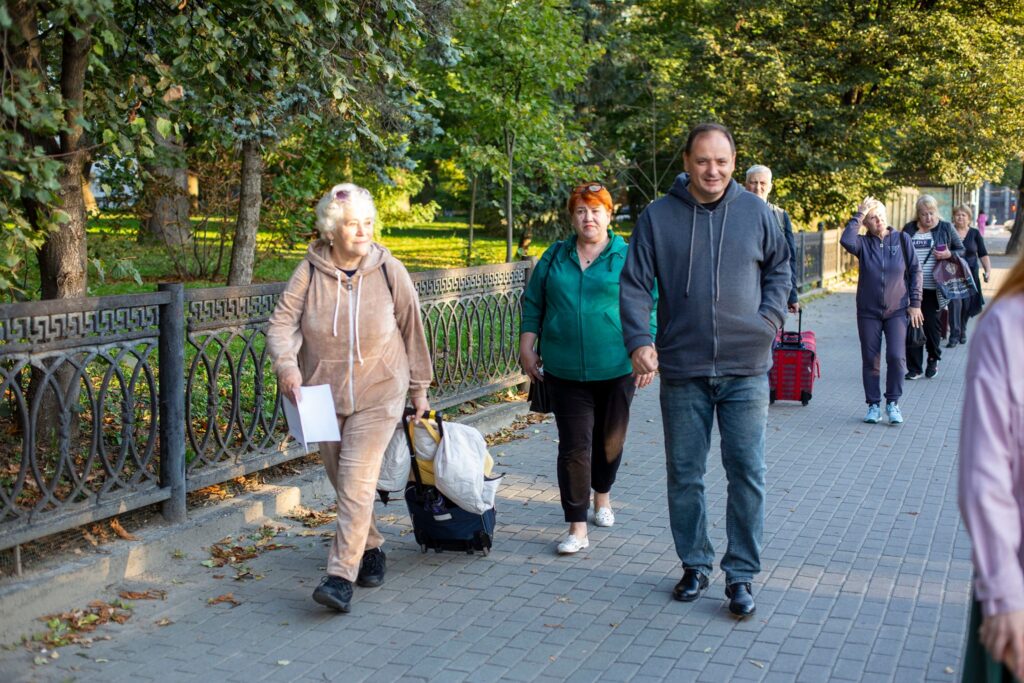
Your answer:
[619,174,792,380]
[960,228,988,271]
[769,203,800,306]
[841,213,923,319]
[521,231,655,382]
[902,219,965,257]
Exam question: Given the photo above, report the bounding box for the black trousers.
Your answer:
[907,289,942,374]
[546,372,636,523]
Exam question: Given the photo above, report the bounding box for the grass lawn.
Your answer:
[7,214,635,298]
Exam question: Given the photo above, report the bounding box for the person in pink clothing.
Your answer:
[959,254,1024,681]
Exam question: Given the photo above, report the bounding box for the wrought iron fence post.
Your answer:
[817,233,825,285]
[159,283,186,523]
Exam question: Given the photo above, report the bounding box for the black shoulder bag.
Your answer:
[527,242,564,414]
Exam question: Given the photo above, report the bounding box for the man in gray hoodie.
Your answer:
[620,122,791,618]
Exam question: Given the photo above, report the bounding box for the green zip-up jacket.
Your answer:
[521,230,656,382]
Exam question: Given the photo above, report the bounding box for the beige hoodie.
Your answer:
[267,241,432,416]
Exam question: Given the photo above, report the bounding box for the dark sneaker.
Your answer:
[312,575,352,612]
[725,582,756,618]
[960,335,967,344]
[946,339,958,348]
[905,371,923,380]
[925,359,938,378]
[356,547,386,587]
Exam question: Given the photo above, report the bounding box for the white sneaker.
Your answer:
[556,535,589,554]
[593,507,615,527]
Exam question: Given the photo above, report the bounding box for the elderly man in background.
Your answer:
[745,165,800,313]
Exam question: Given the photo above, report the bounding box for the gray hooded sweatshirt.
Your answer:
[619,173,792,380]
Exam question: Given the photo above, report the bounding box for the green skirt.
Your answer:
[962,599,1017,683]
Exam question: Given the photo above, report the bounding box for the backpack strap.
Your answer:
[535,240,565,337]
[381,261,394,300]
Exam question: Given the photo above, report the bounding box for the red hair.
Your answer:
[567,183,613,214]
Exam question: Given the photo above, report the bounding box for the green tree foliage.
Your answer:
[2,0,163,299]
[617,0,1024,222]
[422,0,599,261]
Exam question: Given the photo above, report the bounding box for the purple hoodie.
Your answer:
[840,212,923,319]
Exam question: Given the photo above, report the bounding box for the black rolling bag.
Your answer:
[402,411,496,555]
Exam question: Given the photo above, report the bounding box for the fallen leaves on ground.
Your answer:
[200,525,291,569]
[485,427,525,447]
[285,505,336,528]
[109,519,139,541]
[30,600,134,649]
[118,590,166,601]
[155,618,174,627]
[207,593,240,607]
[485,411,551,447]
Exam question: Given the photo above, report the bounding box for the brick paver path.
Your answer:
[3,240,1016,682]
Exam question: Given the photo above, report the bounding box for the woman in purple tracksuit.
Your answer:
[840,197,924,425]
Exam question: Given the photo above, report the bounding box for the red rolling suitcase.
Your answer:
[769,311,820,406]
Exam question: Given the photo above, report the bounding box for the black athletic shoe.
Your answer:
[925,359,938,378]
[312,575,352,612]
[905,371,923,380]
[356,547,386,587]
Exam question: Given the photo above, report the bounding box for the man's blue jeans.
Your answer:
[660,375,769,585]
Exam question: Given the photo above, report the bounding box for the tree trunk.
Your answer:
[37,166,89,299]
[467,175,478,266]
[143,126,192,248]
[34,15,93,300]
[1007,169,1024,256]
[504,129,516,263]
[228,139,263,286]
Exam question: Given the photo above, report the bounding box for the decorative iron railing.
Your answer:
[0,232,849,552]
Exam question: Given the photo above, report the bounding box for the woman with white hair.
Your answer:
[267,183,432,613]
[841,197,923,424]
[901,195,964,380]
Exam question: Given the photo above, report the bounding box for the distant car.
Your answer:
[613,205,632,222]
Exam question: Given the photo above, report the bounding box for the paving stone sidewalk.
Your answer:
[0,241,1015,683]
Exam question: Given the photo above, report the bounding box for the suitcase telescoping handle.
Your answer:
[779,309,802,335]
[779,309,803,345]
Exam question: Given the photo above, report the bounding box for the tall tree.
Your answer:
[2,0,157,299]
[150,0,450,286]
[423,0,598,262]
[618,0,1024,222]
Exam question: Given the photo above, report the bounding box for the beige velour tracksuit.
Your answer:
[267,241,432,581]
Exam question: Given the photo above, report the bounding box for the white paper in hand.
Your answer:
[281,384,340,453]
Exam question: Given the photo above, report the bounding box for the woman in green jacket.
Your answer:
[520,183,656,554]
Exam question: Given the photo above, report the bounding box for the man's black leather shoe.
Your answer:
[672,569,709,602]
[726,582,756,618]
[312,575,353,612]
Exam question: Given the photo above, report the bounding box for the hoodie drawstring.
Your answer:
[332,272,341,337]
[353,274,364,365]
[685,210,696,297]
[715,204,729,303]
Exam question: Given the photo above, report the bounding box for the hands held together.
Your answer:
[631,345,658,389]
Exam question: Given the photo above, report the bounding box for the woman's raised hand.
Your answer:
[857,196,879,215]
